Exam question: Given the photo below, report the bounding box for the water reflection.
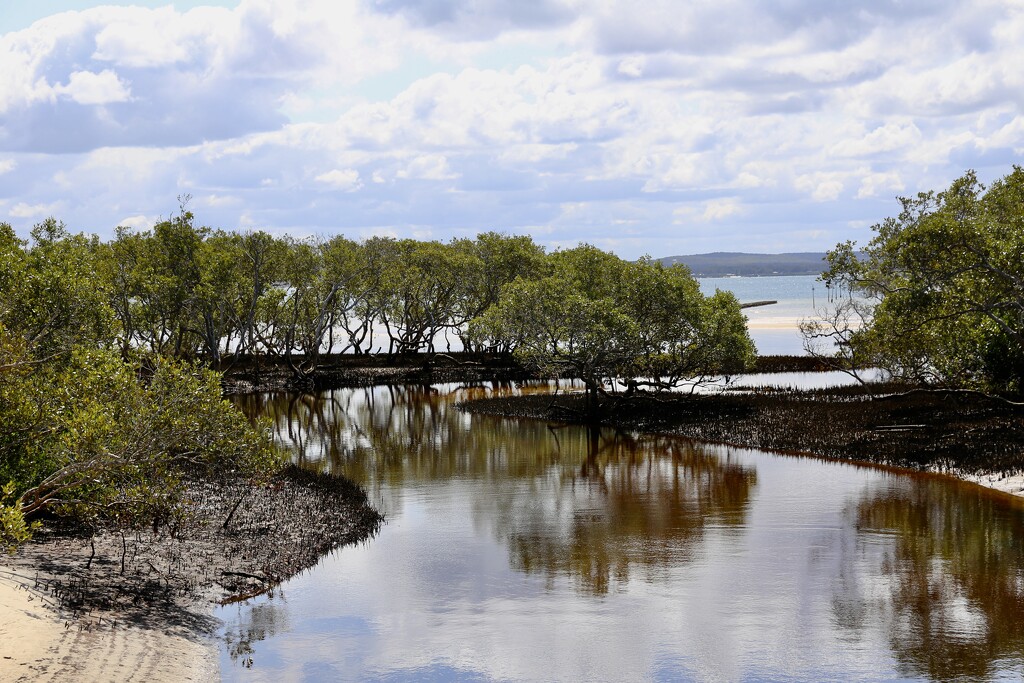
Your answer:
[221,592,291,669]
[836,479,1024,681]
[226,383,1024,682]
[500,430,756,595]
[236,383,757,596]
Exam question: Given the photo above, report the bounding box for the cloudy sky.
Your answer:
[1,1,1022,258]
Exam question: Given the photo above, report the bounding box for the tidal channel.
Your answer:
[220,382,1024,682]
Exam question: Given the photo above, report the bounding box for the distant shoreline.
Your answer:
[660,252,828,278]
[697,272,820,278]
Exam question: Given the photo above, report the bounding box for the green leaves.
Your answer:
[6,347,283,532]
[816,165,1024,394]
[0,219,283,544]
[472,245,756,398]
[1,481,38,549]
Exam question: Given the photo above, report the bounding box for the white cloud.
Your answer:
[617,56,644,78]
[1,1,1023,258]
[795,173,845,202]
[641,154,705,192]
[199,194,241,208]
[0,1,405,152]
[91,6,213,68]
[55,69,132,105]
[396,154,458,181]
[499,143,578,164]
[702,198,743,221]
[316,169,362,191]
[9,201,60,219]
[117,214,156,230]
[857,171,905,199]
[979,114,1024,154]
[369,0,578,41]
[358,226,400,240]
[673,198,744,224]
[830,121,922,158]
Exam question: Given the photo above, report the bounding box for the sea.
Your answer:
[698,274,824,356]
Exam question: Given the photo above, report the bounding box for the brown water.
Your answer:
[220,382,1024,682]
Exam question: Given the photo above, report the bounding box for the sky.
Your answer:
[1,1,1022,259]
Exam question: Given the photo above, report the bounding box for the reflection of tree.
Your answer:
[234,382,581,504]
[499,429,757,595]
[221,592,291,669]
[835,481,1024,681]
[234,383,757,595]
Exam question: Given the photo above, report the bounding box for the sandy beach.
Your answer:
[0,574,217,683]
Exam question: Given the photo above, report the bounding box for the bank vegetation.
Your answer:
[0,205,754,555]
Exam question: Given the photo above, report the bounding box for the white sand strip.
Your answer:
[0,575,218,683]
[958,472,1024,498]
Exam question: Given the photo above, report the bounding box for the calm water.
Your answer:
[699,275,826,356]
[221,383,1024,682]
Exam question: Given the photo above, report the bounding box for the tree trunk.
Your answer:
[584,378,600,420]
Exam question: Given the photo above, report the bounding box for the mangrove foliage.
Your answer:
[0,221,282,546]
[804,166,1024,396]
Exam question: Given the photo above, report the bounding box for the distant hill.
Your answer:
[657,252,828,278]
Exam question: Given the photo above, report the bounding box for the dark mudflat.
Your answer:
[460,383,1024,476]
[3,465,383,631]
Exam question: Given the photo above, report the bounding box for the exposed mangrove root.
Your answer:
[2,465,384,627]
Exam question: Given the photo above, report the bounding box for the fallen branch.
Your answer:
[220,570,274,584]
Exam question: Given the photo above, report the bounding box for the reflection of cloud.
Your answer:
[834,479,1024,681]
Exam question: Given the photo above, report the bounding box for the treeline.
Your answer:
[89,213,548,374]
[4,208,756,383]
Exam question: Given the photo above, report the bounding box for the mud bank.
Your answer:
[218,351,533,394]
[459,383,1024,492]
[0,465,383,682]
